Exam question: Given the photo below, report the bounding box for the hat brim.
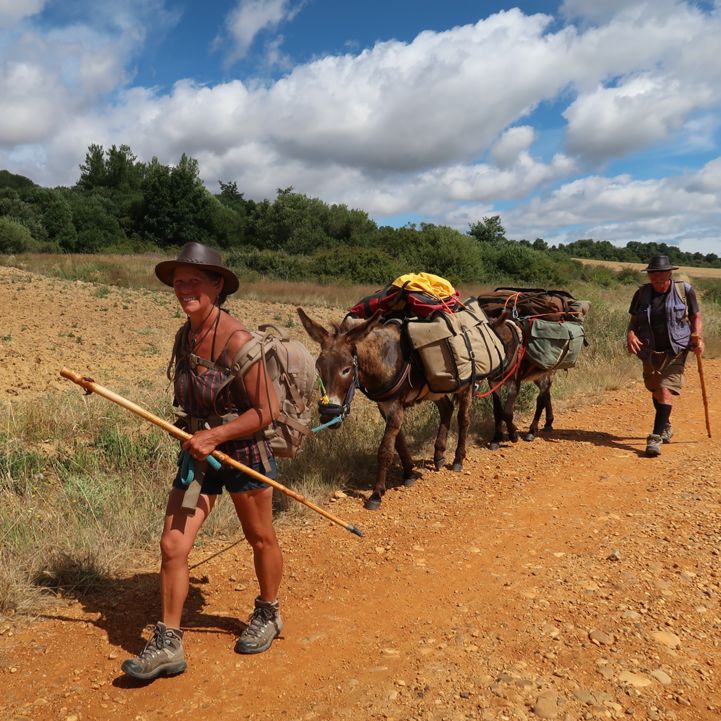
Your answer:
[155,260,240,295]
[643,265,678,272]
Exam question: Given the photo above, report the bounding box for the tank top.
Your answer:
[173,327,271,467]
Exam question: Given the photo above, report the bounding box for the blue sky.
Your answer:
[1,0,720,254]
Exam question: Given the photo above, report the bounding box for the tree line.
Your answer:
[1,144,718,288]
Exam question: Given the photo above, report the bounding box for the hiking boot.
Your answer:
[234,597,283,655]
[660,423,673,444]
[121,622,186,680]
[645,433,662,457]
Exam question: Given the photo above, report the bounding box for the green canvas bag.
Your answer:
[524,319,586,370]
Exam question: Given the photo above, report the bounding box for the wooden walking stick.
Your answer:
[695,353,712,438]
[60,368,363,537]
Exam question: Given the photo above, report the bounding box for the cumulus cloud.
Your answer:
[218,0,300,65]
[1,1,721,252]
[564,73,714,162]
[0,0,45,28]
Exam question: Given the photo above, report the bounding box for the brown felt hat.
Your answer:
[643,255,678,273]
[154,242,239,295]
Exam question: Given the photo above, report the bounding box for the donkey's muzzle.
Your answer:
[318,401,348,427]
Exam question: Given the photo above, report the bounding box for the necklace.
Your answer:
[189,307,220,349]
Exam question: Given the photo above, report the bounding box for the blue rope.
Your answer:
[311,415,343,433]
[178,450,222,487]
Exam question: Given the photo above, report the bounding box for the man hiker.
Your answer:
[626,254,705,456]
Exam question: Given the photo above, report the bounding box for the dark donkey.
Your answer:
[297,308,472,510]
[481,294,590,450]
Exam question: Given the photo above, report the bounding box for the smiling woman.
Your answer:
[119,241,286,681]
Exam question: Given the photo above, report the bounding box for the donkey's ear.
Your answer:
[344,309,383,344]
[297,307,329,345]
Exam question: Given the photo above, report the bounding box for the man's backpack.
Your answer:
[231,324,317,461]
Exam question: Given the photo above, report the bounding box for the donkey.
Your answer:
[483,299,591,450]
[297,308,472,510]
[485,318,556,450]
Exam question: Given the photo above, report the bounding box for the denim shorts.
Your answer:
[172,456,276,495]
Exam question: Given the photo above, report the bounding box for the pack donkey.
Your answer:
[297,308,472,510]
[481,294,591,450]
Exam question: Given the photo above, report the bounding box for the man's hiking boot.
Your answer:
[235,597,283,654]
[645,433,663,457]
[121,622,186,680]
[660,423,673,444]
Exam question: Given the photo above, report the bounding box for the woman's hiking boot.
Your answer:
[645,433,663,457]
[660,423,673,443]
[121,622,186,680]
[234,597,283,654]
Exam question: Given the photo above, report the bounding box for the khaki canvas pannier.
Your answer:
[524,319,586,370]
[406,298,505,393]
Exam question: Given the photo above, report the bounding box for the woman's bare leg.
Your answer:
[160,488,216,628]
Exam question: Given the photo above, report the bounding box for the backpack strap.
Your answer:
[674,280,689,322]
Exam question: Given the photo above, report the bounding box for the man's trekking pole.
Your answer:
[60,368,363,537]
[695,353,712,438]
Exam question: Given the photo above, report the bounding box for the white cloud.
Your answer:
[564,73,714,162]
[219,0,300,65]
[0,0,45,29]
[1,2,721,252]
[491,126,535,168]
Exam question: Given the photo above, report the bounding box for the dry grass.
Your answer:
[573,257,721,279]
[1,259,719,617]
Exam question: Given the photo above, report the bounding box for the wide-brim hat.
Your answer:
[643,254,678,273]
[155,242,239,295]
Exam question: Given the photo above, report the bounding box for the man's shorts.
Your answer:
[172,456,276,495]
[641,351,688,395]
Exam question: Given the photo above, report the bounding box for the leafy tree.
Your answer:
[136,154,214,246]
[468,215,506,244]
[0,216,35,252]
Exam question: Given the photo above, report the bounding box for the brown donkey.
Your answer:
[484,298,590,450]
[297,308,472,510]
[485,318,556,450]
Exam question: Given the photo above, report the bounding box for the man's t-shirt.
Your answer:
[629,283,700,352]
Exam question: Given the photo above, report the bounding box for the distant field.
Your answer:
[573,257,721,279]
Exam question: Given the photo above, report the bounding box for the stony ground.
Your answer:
[1,265,720,721]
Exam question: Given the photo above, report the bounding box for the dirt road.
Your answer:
[1,266,720,721]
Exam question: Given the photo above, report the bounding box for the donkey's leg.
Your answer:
[504,381,520,443]
[451,386,472,471]
[526,374,554,441]
[433,396,454,470]
[490,391,505,451]
[366,405,405,510]
[379,404,415,485]
[542,374,555,431]
[394,430,417,486]
[525,379,545,441]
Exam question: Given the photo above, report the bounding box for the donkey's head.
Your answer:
[297,307,383,424]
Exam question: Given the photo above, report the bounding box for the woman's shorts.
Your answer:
[641,351,688,395]
[172,456,276,495]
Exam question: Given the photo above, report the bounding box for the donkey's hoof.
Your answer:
[451,462,463,472]
[489,442,500,451]
[402,473,416,487]
[543,423,554,432]
[523,433,536,442]
[364,497,382,510]
[433,456,445,471]
[509,433,519,443]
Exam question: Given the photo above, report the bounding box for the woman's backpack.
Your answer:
[231,324,317,461]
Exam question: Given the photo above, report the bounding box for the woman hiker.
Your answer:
[626,254,705,457]
[122,242,284,680]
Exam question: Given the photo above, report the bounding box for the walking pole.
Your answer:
[60,368,363,537]
[694,353,712,438]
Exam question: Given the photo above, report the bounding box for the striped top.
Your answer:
[173,329,271,466]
